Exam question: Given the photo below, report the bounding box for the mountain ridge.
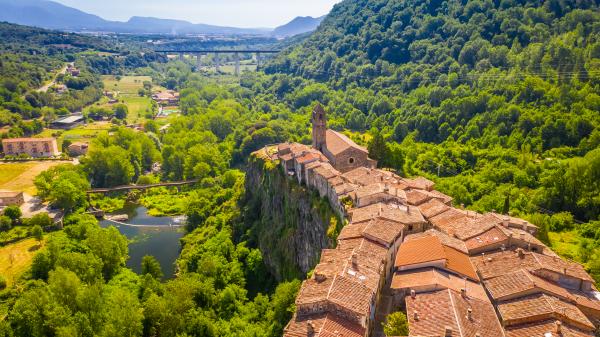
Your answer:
[0,0,321,35]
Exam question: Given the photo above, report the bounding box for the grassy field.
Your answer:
[99,75,161,124]
[102,75,152,94]
[0,237,44,287]
[0,161,71,195]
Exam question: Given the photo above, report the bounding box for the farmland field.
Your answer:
[0,161,73,195]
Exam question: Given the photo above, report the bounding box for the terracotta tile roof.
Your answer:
[407,230,467,254]
[427,189,454,205]
[470,249,541,280]
[484,269,573,301]
[325,130,367,156]
[455,213,502,241]
[295,152,323,164]
[395,235,479,281]
[333,183,358,196]
[395,235,446,266]
[401,177,435,191]
[490,212,538,232]
[405,289,505,337]
[279,153,294,162]
[337,237,388,261]
[278,142,292,155]
[464,226,509,252]
[405,189,433,206]
[417,198,451,219]
[283,313,366,337]
[327,176,344,187]
[340,167,398,186]
[2,137,56,143]
[391,268,489,302]
[327,275,374,316]
[429,208,474,237]
[313,164,339,180]
[498,294,595,331]
[361,217,405,247]
[354,183,406,201]
[443,245,480,281]
[532,253,594,282]
[505,319,594,337]
[348,202,425,225]
[337,222,370,241]
[296,277,334,307]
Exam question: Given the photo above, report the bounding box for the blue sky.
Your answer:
[53,0,341,27]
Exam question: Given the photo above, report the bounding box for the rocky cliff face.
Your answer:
[241,154,337,281]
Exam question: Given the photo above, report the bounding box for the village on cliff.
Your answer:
[254,104,600,337]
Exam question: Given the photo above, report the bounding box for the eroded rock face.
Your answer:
[242,156,334,281]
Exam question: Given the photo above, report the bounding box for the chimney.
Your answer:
[384,183,389,193]
[481,252,485,263]
[461,288,467,298]
[555,320,562,334]
[444,326,453,336]
[501,244,506,251]
[315,273,327,282]
[517,248,524,258]
[410,289,416,299]
[508,233,513,247]
[460,203,465,209]
[522,220,528,230]
[520,233,526,241]
[563,267,567,275]
[307,320,315,336]
[351,253,358,268]
[503,216,510,228]
[467,308,473,320]
[414,311,419,321]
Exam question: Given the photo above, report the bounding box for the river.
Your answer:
[99,204,184,279]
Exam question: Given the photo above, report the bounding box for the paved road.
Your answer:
[36,62,72,93]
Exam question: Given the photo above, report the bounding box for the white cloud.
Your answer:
[54,0,341,27]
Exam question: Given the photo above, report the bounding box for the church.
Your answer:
[311,104,377,172]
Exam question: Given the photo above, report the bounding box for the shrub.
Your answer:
[0,275,6,290]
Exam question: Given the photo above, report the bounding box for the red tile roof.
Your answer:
[395,235,479,280]
[405,289,505,337]
[283,313,366,337]
[504,319,594,337]
[391,268,489,301]
[325,130,368,155]
[498,294,595,331]
[417,198,451,219]
[464,226,509,252]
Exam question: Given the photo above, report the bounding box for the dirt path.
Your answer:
[36,62,72,93]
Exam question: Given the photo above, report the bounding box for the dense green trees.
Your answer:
[34,165,90,212]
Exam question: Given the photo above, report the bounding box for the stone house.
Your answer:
[2,138,59,157]
[0,191,24,207]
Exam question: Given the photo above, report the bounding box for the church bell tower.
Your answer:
[312,103,327,151]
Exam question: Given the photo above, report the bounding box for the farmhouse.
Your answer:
[0,191,24,207]
[67,141,89,156]
[2,137,59,157]
[152,90,179,105]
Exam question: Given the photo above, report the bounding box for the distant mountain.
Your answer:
[272,16,324,37]
[0,0,270,35]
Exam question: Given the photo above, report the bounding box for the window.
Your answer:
[348,157,355,164]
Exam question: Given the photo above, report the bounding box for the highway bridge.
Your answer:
[154,49,281,75]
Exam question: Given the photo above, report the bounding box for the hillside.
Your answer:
[272,16,324,37]
[256,0,600,273]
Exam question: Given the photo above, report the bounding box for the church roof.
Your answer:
[325,130,368,156]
